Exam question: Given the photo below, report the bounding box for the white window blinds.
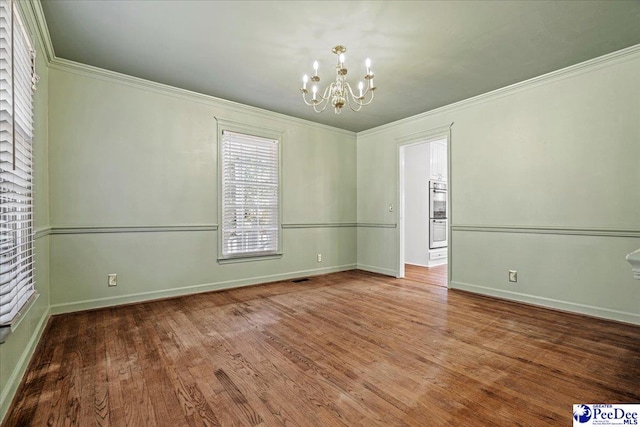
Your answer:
[0,0,37,326]
[221,130,280,258]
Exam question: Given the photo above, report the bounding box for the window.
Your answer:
[0,0,38,327]
[219,124,281,260]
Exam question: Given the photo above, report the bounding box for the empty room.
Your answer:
[1,1,639,426]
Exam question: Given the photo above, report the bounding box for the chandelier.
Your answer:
[300,45,376,114]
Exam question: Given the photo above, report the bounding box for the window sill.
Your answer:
[218,253,283,264]
[0,326,10,344]
[0,293,40,344]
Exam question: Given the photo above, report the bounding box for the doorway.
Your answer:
[397,126,450,286]
[404,263,448,287]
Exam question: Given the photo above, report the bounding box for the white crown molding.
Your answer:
[17,0,55,63]
[358,43,640,138]
[26,0,640,137]
[27,0,347,138]
[47,57,355,138]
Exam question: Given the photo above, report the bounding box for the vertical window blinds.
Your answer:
[221,130,279,258]
[0,0,37,326]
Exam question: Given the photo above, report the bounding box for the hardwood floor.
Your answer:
[404,264,447,287]
[4,270,639,426]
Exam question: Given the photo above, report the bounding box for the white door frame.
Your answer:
[396,124,453,281]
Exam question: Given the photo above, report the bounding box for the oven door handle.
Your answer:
[432,189,447,194]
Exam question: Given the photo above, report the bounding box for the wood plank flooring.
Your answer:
[404,264,447,287]
[4,270,640,426]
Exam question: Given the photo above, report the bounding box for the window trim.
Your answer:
[216,119,283,263]
[0,0,38,331]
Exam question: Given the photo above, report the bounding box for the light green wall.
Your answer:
[47,64,357,313]
[2,6,639,422]
[453,232,639,322]
[0,1,51,420]
[357,50,640,324]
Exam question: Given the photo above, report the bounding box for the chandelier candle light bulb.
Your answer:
[300,45,377,114]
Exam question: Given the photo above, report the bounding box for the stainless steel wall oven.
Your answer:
[429,180,447,249]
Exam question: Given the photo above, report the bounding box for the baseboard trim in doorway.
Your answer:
[356,264,397,277]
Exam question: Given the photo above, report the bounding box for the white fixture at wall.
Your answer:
[108,273,117,287]
[626,249,640,279]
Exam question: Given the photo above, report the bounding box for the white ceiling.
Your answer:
[40,0,640,132]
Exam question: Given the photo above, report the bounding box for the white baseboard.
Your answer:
[0,307,51,424]
[427,260,447,267]
[357,264,397,277]
[450,280,640,326]
[50,264,357,315]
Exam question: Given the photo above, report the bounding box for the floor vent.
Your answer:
[292,278,310,283]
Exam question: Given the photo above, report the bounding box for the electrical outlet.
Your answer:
[317,253,322,263]
[108,273,117,287]
[508,270,517,283]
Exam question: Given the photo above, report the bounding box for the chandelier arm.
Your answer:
[344,82,365,106]
[343,81,355,98]
[347,102,363,113]
[343,81,376,108]
[301,93,317,107]
[313,95,331,113]
[356,89,375,107]
[318,84,333,101]
[313,100,330,113]
[302,83,334,110]
[342,83,363,112]
[302,92,330,111]
[345,91,364,112]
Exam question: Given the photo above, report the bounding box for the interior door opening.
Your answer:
[398,131,449,287]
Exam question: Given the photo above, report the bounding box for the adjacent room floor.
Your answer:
[404,263,447,287]
[4,270,639,426]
